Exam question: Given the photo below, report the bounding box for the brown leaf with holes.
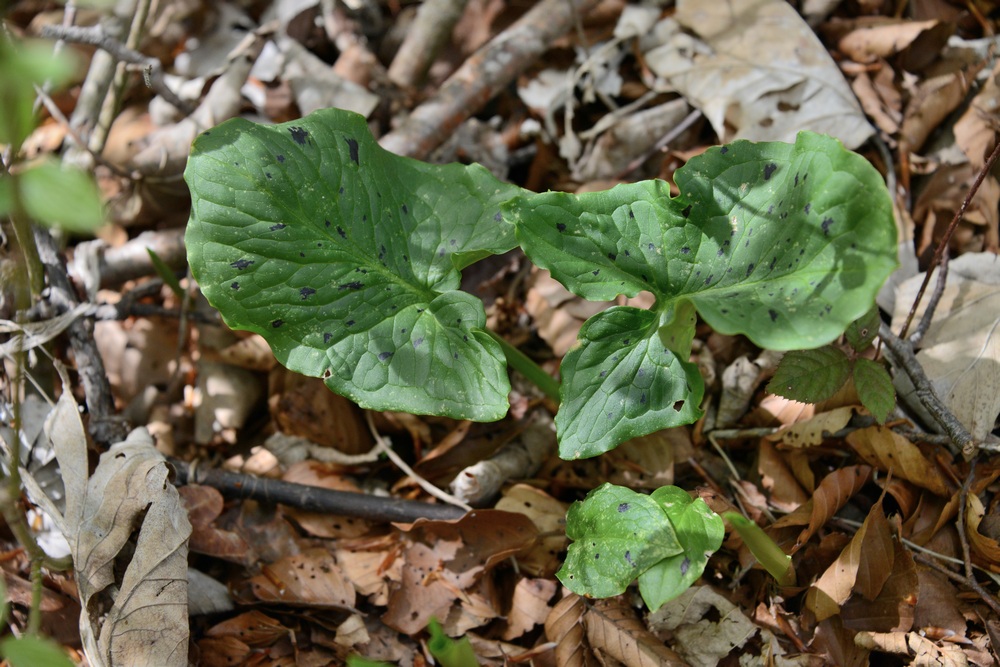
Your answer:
[586,597,687,666]
[846,426,951,496]
[766,406,855,448]
[758,439,809,512]
[495,484,568,576]
[205,610,289,647]
[280,461,372,538]
[179,485,258,567]
[246,548,355,609]
[502,578,558,641]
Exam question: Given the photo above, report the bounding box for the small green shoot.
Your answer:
[146,248,186,301]
[724,512,796,587]
[427,618,480,667]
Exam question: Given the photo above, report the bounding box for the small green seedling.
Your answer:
[184,107,898,608]
[724,511,796,587]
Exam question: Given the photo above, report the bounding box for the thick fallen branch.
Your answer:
[169,459,466,523]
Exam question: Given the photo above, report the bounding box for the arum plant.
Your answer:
[184,108,897,607]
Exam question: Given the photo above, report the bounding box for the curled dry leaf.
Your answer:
[179,485,258,567]
[246,547,356,609]
[64,428,192,667]
[502,578,558,641]
[773,465,872,553]
[205,610,289,647]
[964,493,1000,571]
[646,586,755,667]
[586,597,687,667]
[545,593,597,667]
[845,426,951,496]
[765,405,855,449]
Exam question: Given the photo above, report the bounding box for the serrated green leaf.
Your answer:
[853,357,895,423]
[845,304,880,352]
[767,345,851,403]
[556,307,704,459]
[557,483,683,599]
[19,159,104,232]
[0,39,75,147]
[185,108,527,421]
[638,487,725,610]
[509,132,897,458]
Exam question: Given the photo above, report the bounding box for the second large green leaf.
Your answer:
[185,109,525,421]
[508,132,898,458]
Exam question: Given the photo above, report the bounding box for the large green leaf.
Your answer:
[185,109,525,420]
[507,132,897,458]
[557,483,683,599]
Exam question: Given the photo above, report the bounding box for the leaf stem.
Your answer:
[486,330,560,404]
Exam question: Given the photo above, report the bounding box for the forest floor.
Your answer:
[4,0,1000,665]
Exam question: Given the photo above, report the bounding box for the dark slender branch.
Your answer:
[169,459,467,523]
[897,136,1000,340]
[879,322,974,458]
[38,24,193,115]
[910,246,949,347]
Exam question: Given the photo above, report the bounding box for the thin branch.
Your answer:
[909,246,949,347]
[897,135,1000,340]
[170,458,466,523]
[38,24,192,115]
[879,322,974,458]
[387,0,470,88]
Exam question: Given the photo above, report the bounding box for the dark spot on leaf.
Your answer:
[717,248,724,257]
[346,320,355,326]
[265,172,272,179]
[794,172,800,186]
[618,503,630,513]
[764,163,777,180]
[378,352,392,361]
[233,161,239,166]
[767,204,775,214]
[682,204,692,218]
[231,259,254,270]
[413,337,424,348]
[299,287,316,300]
[345,137,359,163]
[402,204,408,214]
[769,257,777,270]
[822,217,834,235]
[720,146,729,154]
[494,211,502,222]
[592,270,600,276]
[607,412,614,419]
[322,369,331,379]
[680,557,690,575]
[721,308,728,314]
[628,210,634,219]
[276,154,285,162]
[231,282,239,290]
[681,247,690,254]
[270,223,285,231]
[640,393,646,404]
[642,275,648,282]
[769,309,778,322]
[299,252,306,258]
[608,252,617,261]
[289,127,308,144]
[705,274,713,285]
[599,370,606,377]
[673,400,684,411]
[804,203,811,213]
[338,282,364,290]
[625,550,635,566]
[271,319,283,328]
[557,222,566,232]
[339,186,344,195]
[594,553,600,560]
[746,263,754,276]
[324,332,333,344]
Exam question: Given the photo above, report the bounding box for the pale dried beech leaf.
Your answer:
[773,465,871,551]
[893,253,1000,442]
[646,586,755,666]
[495,484,568,577]
[501,578,558,641]
[830,18,951,67]
[586,597,687,666]
[247,547,356,609]
[846,426,951,496]
[642,0,871,147]
[766,406,855,448]
[68,428,192,667]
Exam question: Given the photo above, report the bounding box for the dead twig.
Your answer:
[379,0,601,159]
[387,0,470,89]
[38,23,193,115]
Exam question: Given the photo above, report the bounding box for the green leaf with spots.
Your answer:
[637,487,725,611]
[845,304,881,353]
[185,108,527,421]
[557,483,683,599]
[853,357,895,423]
[507,132,897,458]
[767,345,851,403]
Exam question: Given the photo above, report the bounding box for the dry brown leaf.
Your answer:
[502,578,558,641]
[545,594,598,667]
[179,485,258,567]
[854,631,969,666]
[965,493,1000,571]
[758,439,809,512]
[774,465,871,552]
[954,60,1000,170]
[643,0,871,148]
[68,428,192,667]
[899,61,981,154]
[766,406,855,449]
[334,534,401,605]
[268,369,372,455]
[912,570,967,640]
[205,610,290,647]
[851,66,903,135]
[830,18,952,68]
[587,597,687,666]
[846,426,951,496]
[247,547,356,609]
[814,615,870,667]
[280,461,372,538]
[841,525,917,633]
[495,484,568,577]
[196,636,252,667]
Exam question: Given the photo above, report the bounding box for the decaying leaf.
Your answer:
[846,426,951,496]
[647,586,756,667]
[773,465,872,552]
[587,597,687,666]
[642,0,871,147]
[245,548,355,608]
[545,594,597,667]
[64,428,192,667]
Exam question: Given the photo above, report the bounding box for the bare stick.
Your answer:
[38,23,192,115]
[379,0,600,159]
[387,0,470,88]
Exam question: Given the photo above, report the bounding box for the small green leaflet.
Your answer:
[767,345,852,404]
